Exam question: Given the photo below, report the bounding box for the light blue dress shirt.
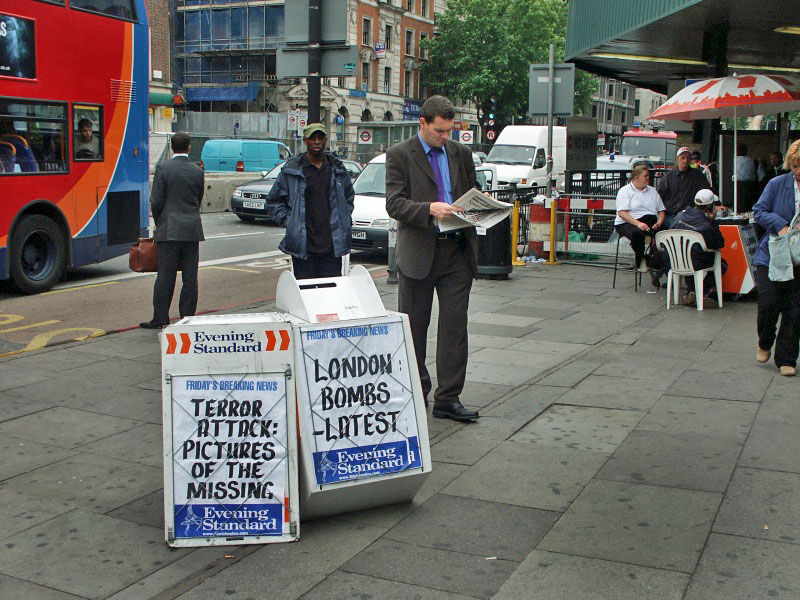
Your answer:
[417,133,453,204]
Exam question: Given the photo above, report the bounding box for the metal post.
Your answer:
[386,218,398,284]
[308,0,322,123]
[547,195,559,265]
[546,44,555,198]
[509,182,524,266]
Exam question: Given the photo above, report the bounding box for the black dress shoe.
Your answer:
[140,320,168,329]
[432,403,479,422]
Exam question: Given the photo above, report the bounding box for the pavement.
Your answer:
[1,262,798,600]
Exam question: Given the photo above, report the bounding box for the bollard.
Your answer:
[547,191,560,265]
[509,182,525,267]
[386,218,398,284]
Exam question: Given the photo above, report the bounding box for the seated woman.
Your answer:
[614,164,665,280]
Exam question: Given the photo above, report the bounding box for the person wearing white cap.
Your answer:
[656,146,711,229]
[670,188,727,308]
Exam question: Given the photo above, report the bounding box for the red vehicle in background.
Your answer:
[619,129,678,169]
[0,0,149,293]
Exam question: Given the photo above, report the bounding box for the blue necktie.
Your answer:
[428,147,446,203]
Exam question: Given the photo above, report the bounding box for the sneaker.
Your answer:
[681,291,696,306]
[779,366,797,377]
[702,296,717,309]
[756,347,771,363]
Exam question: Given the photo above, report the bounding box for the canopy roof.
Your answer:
[566,0,800,94]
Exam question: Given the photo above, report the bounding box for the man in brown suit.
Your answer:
[385,96,480,422]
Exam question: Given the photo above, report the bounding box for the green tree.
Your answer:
[421,0,595,134]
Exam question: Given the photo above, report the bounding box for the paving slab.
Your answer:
[520,323,618,345]
[535,359,601,387]
[467,332,518,349]
[0,574,85,599]
[0,509,186,600]
[596,430,742,492]
[485,384,566,419]
[539,480,721,572]
[431,415,520,465]
[59,384,163,424]
[0,362,57,391]
[0,406,141,450]
[341,538,517,599]
[76,336,163,360]
[0,436,76,481]
[592,355,690,388]
[510,404,643,453]
[463,360,539,386]
[443,441,607,511]
[467,322,540,338]
[664,369,771,402]
[469,347,576,372]
[174,519,386,600]
[0,392,55,423]
[0,488,73,540]
[336,461,467,530]
[107,489,164,529]
[493,550,689,600]
[427,378,516,410]
[636,396,758,440]
[81,424,163,468]
[2,452,163,513]
[558,375,665,410]
[384,493,558,561]
[714,467,800,543]
[495,305,577,320]
[300,570,476,600]
[468,312,543,328]
[684,533,800,600]
[506,297,583,310]
[738,420,800,473]
[3,348,112,373]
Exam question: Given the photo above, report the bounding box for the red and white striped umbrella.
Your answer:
[648,74,800,120]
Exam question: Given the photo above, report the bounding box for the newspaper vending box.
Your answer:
[161,313,300,547]
[277,265,432,520]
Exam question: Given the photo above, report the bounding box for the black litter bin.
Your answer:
[476,215,512,279]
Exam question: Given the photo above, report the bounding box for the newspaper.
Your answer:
[436,188,513,232]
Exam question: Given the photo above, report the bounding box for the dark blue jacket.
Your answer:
[267,152,355,260]
[672,206,725,270]
[753,173,797,267]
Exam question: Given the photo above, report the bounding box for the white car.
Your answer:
[350,153,498,255]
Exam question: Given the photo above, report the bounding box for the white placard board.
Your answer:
[296,316,422,486]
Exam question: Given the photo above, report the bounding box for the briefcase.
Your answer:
[129,238,158,272]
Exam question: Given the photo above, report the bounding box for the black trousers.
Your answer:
[756,265,800,368]
[292,254,342,280]
[685,258,728,294]
[152,241,199,324]
[615,213,658,264]
[398,238,473,407]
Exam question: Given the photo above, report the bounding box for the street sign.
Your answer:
[528,63,575,117]
[488,119,495,127]
[277,46,359,78]
[297,112,308,133]
[460,130,473,144]
[374,42,386,59]
[359,130,372,144]
[285,0,348,44]
[288,111,297,130]
[486,130,496,141]
[565,116,597,171]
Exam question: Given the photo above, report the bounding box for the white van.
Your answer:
[484,125,566,188]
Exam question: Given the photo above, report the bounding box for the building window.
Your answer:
[591,104,597,118]
[385,24,393,51]
[607,83,614,97]
[361,62,369,92]
[419,33,428,59]
[384,67,391,94]
[421,0,428,17]
[406,0,413,12]
[405,29,414,56]
[635,99,640,115]
[404,70,412,97]
[622,87,628,101]
[362,17,371,46]
[621,110,626,124]
[606,108,612,121]
[338,77,346,88]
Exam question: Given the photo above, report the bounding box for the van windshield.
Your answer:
[353,163,386,196]
[486,145,536,165]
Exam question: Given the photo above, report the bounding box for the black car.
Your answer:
[230,159,362,222]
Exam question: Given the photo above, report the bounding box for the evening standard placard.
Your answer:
[298,318,422,485]
[169,373,291,540]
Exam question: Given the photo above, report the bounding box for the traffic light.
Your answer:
[488,98,497,120]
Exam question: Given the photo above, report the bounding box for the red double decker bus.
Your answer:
[0,0,149,293]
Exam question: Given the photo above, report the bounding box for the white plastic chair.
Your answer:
[655,230,723,311]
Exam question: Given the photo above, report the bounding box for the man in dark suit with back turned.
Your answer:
[140,131,205,329]
[385,95,480,422]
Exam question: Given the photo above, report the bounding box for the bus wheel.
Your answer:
[9,215,67,294]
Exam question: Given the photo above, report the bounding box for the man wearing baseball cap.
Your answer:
[657,146,711,229]
[267,122,355,279]
[670,188,727,308]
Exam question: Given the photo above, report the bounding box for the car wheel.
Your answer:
[9,214,67,294]
[237,214,256,222]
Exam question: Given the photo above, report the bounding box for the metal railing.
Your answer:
[564,169,669,198]
[551,195,632,267]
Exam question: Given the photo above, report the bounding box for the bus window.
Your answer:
[73,105,103,161]
[70,0,136,20]
[0,98,68,174]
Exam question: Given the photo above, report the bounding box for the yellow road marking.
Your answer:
[43,281,119,295]
[0,314,25,326]
[201,265,261,274]
[0,327,106,358]
[0,319,61,333]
